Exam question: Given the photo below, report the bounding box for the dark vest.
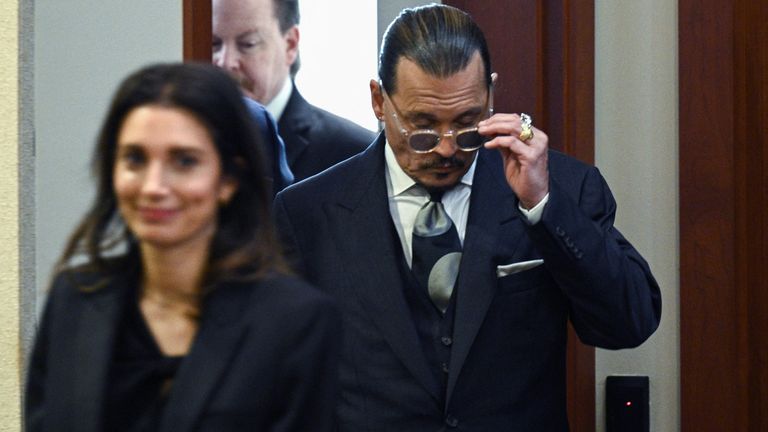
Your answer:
[391,225,458,403]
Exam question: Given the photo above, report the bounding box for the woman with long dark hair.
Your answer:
[25,62,340,432]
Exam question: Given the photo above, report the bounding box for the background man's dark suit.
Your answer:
[26,270,341,432]
[277,84,375,182]
[273,134,661,431]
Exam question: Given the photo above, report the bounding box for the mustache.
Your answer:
[421,156,466,170]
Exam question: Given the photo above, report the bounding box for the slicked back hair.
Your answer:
[378,4,492,95]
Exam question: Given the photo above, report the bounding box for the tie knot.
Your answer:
[428,190,445,203]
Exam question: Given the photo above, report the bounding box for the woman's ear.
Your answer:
[219,176,238,206]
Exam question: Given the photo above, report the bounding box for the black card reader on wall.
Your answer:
[606,375,649,432]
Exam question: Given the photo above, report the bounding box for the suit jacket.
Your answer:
[273,133,662,431]
[243,97,294,197]
[26,269,341,432]
[277,84,375,183]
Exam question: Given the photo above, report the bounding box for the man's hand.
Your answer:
[479,113,549,209]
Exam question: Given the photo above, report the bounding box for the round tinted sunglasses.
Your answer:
[382,87,493,153]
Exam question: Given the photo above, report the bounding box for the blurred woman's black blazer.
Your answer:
[25,269,341,432]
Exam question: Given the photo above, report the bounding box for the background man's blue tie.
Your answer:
[411,190,462,313]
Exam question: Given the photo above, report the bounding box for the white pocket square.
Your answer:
[496,259,544,277]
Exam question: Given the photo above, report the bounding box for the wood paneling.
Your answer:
[445,2,595,431]
[679,0,768,430]
[183,0,211,62]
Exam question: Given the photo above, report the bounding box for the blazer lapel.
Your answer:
[325,135,441,402]
[61,277,126,432]
[277,85,312,166]
[159,284,250,432]
[445,149,528,407]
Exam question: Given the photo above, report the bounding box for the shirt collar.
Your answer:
[384,139,476,197]
[265,77,293,121]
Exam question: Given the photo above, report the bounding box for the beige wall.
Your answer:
[595,1,679,431]
[0,0,22,429]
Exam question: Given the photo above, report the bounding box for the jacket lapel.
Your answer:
[325,135,441,402]
[445,149,528,407]
[159,283,250,432]
[277,85,312,166]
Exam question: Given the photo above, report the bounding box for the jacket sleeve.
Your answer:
[526,165,662,349]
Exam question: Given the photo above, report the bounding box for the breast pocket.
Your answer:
[488,264,553,330]
[496,263,547,296]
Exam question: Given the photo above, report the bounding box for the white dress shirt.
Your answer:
[265,77,293,121]
[384,142,549,267]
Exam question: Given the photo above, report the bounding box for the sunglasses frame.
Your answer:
[381,85,494,154]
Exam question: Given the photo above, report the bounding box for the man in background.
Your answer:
[213,0,375,182]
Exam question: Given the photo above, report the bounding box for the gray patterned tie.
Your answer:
[411,190,462,313]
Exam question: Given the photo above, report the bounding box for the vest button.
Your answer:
[441,362,450,373]
[441,336,453,346]
[445,415,459,428]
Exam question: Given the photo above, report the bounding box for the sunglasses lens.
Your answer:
[409,133,440,152]
[456,129,485,150]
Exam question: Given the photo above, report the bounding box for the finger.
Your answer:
[484,133,538,159]
[478,113,529,138]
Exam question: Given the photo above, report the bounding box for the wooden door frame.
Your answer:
[679,0,768,430]
[183,0,211,62]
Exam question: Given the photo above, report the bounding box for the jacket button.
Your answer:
[441,336,453,346]
[445,415,459,428]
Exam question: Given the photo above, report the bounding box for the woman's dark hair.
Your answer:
[378,4,492,95]
[58,61,287,289]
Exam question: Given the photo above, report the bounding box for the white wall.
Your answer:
[33,0,183,314]
[295,0,379,131]
[594,1,679,431]
[295,0,439,132]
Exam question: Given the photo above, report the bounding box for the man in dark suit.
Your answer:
[273,4,661,431]
[213,0,375,183]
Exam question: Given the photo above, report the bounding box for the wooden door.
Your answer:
[679,0,768,430]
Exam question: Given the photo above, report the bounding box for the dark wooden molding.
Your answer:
[183,0,211,62]
[679,0,768,430]
[445,2,596,430]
